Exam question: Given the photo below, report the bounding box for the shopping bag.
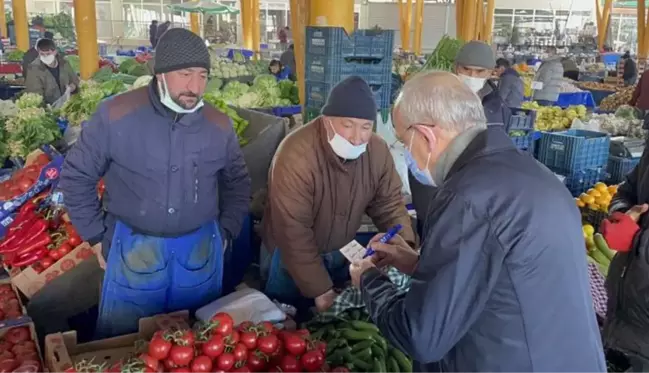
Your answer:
[51,85,73,110]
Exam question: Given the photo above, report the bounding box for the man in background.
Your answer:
[532,47,563,106]
[622,51,637,86]
[24,37,79,106]
[495,58,524,109]
[278,26,289,51]
[280,44,296,81]
[149,20,158,48]
[561,56,579,81]
[22,31,54,79]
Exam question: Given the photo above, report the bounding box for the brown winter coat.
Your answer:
[262,117,415,298]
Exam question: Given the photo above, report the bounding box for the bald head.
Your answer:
[393,70,487,134]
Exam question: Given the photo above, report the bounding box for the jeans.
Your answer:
[264,249,349,316]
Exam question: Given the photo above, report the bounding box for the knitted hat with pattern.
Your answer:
[154,28,210,74]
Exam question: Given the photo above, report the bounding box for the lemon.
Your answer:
[594,182,608,192]
[607,185,618,195]
[576,199,586,208]
[587,189,601,198]
[585,235,595,249]
[588,202,600,211]
[583,224,595,237]
[581,194,595,204]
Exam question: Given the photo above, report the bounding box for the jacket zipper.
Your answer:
[193,161,198,203]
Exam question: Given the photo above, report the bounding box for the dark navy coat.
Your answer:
[361,127,606,372]
[60,81,251,248]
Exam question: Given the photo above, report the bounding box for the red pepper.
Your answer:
[4,213,38,240]
[0,219,48,254]
[12,232,51,257]
[10,247,48,267]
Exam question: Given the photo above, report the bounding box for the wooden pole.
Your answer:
[413,0,424,54]
[252,0,260,59]
[638,0,646,57]
[289,0,309,106]
[11,0,28,51]
[240,0,253,50]
[73,0,99,79]
[456,0,464,39]
[0,0,8,39]
[483,0,495,43]
[475,0,484,40]
[463,0,476,42]
[403,0,413,52]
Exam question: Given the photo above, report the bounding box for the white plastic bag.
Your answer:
[375,113,410,196]
[51,86,73,109]
[571,118,602,132]
[195,288,286,325]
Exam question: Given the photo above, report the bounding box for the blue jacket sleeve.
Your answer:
[360,190,505,363]
[218,125,251,239]
[498,74,514,106]
[59,107,110,244]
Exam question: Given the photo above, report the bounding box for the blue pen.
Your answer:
[363,224,403,258]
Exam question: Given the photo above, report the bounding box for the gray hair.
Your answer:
[394,70,487,132]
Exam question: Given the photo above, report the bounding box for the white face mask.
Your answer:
[458,74,486,93]
[327,121,367,160]
[158,74,204,114]
[40,54,56,65]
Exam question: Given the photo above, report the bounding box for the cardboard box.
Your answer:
[0,277,30,328]
[44,311,189,372]
[0,322,45,370]
[9,242,105,298]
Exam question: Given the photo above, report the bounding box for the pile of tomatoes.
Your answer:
[0,284,23,322]
[0,154,50,202]
[67,313,350,373]
[0,326,42,373]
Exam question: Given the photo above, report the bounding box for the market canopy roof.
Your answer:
[167,1,240,14]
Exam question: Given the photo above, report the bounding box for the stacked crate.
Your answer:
[303,27,395,123]
[536,130,611,196]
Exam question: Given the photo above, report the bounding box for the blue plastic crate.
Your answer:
[510,131,535,152]
[589,89,615,106]
[509,108,536,131]
[306,27,395,59]
[537,130,610,174]
[555,92,596,109]
[562,168,607,197]
[305,54,392,85]
[607,156,640,184]
[271,105,302,117]
[306,79,391,110]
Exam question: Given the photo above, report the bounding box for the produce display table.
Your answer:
[0,63,21,75]
[0,84,23,100]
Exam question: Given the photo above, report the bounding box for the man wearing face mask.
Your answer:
[348,71,606,372]
[262,76,415,316]
[59,28,251,338]
[24,38,79,106]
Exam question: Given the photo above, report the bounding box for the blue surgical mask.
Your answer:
[405,131,436,186]
[158,74,204,114]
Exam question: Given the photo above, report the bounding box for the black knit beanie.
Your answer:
[154,28,210,74]
[321,76,377,121]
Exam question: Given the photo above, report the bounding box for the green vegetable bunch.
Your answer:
[5,50,25,63]
[278,80,300,105]
[420,35,464,73]
[5,106,60,158]
[204,93,249,146]
[61,81,105,126]
[16,93,44,109]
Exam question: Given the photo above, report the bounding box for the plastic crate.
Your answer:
[271,105,302,117]
[305,54,392,85]
[305,80,391,110]
[306,27,394,59]
[562,168,606,197]
[304,108,321,123]
[606,156,640,184]
[555,92,596,109]
[509,108,536,131]
[589,89,615,106]
[581,207,608,232]
[537,130,610,174]
[510,132,535,152]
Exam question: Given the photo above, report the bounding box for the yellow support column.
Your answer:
[638,0,646,57]
[462,0,477,42]
[289,0,309,107]
[240,0,253,50]
[483,0,495,43]
[0,0,7,39]
[412,0,424,55]
[190,13,200,35]
[73,0,99,80]
[475,0,483,40]
[251,0,260,59]
[12,0,28,51]
[402,0,413,52]
[456,0,464,39]
[309,0,354,34]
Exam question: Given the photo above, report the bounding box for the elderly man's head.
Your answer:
[454,41,496,93]
[393,71,487,186]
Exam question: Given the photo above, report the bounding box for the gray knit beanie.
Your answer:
[455,40,496,69]
[321,76,377,121]
[154,28,210,74]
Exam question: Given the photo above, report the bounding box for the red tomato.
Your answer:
[57,243,73,257]
[4,310,21,320]
[148,336,172,360]
[224,330,240,345]
[315,341,327,355]
[201,334,225,358]
[215,353,235,371]
[163,358,177,371]
[13,361,40,373]
[0,358,19,373]
[5,327,29,344]
[170,368,190,373]
[331,367,350,372]
[294,329,310,337]
[279,355,301,373]
[14,351,38,363]
[0,285,12,294]
[0,352,14,361]
[231,366,252,373]
[0,293,17,302]
[190,355,213,373]
[16,180,32,193]
[301,350,325,372]
[237,321,254,333]
[210,312,234,336]
[0,310,5,321]
[257,321,275,334]
[138,353,159,371]
[282,333,306,356]
[67,235,81,248]
[0,341,13,353]
[246,352,267,372]
[239,331,257,350]
[169,345,194,366]
[35,154,49,165]
[232,343,248,362]
[256,334,279,355]
[268,367,281,372]
[175,330,195,346]
[48,250,62,261]
[40,258,54,269]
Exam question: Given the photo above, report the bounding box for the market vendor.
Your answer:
[349,71,606,372]
[531,47,563,106]
[22,31,53,79]
[24,37,79,106]
[268,59,290,80]
[59,28,251,338]
[262,76,415,315]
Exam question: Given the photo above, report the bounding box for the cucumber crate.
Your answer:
[305,80,391,110]
[562,168,607,197]
[508,108,536,152]
[306,27,395,59]
[537,130,610,174]
[305,54,392,86]
[606,156,640,184]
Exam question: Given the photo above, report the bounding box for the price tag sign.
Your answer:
[340,240,366,262]
[531,81,544,90]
